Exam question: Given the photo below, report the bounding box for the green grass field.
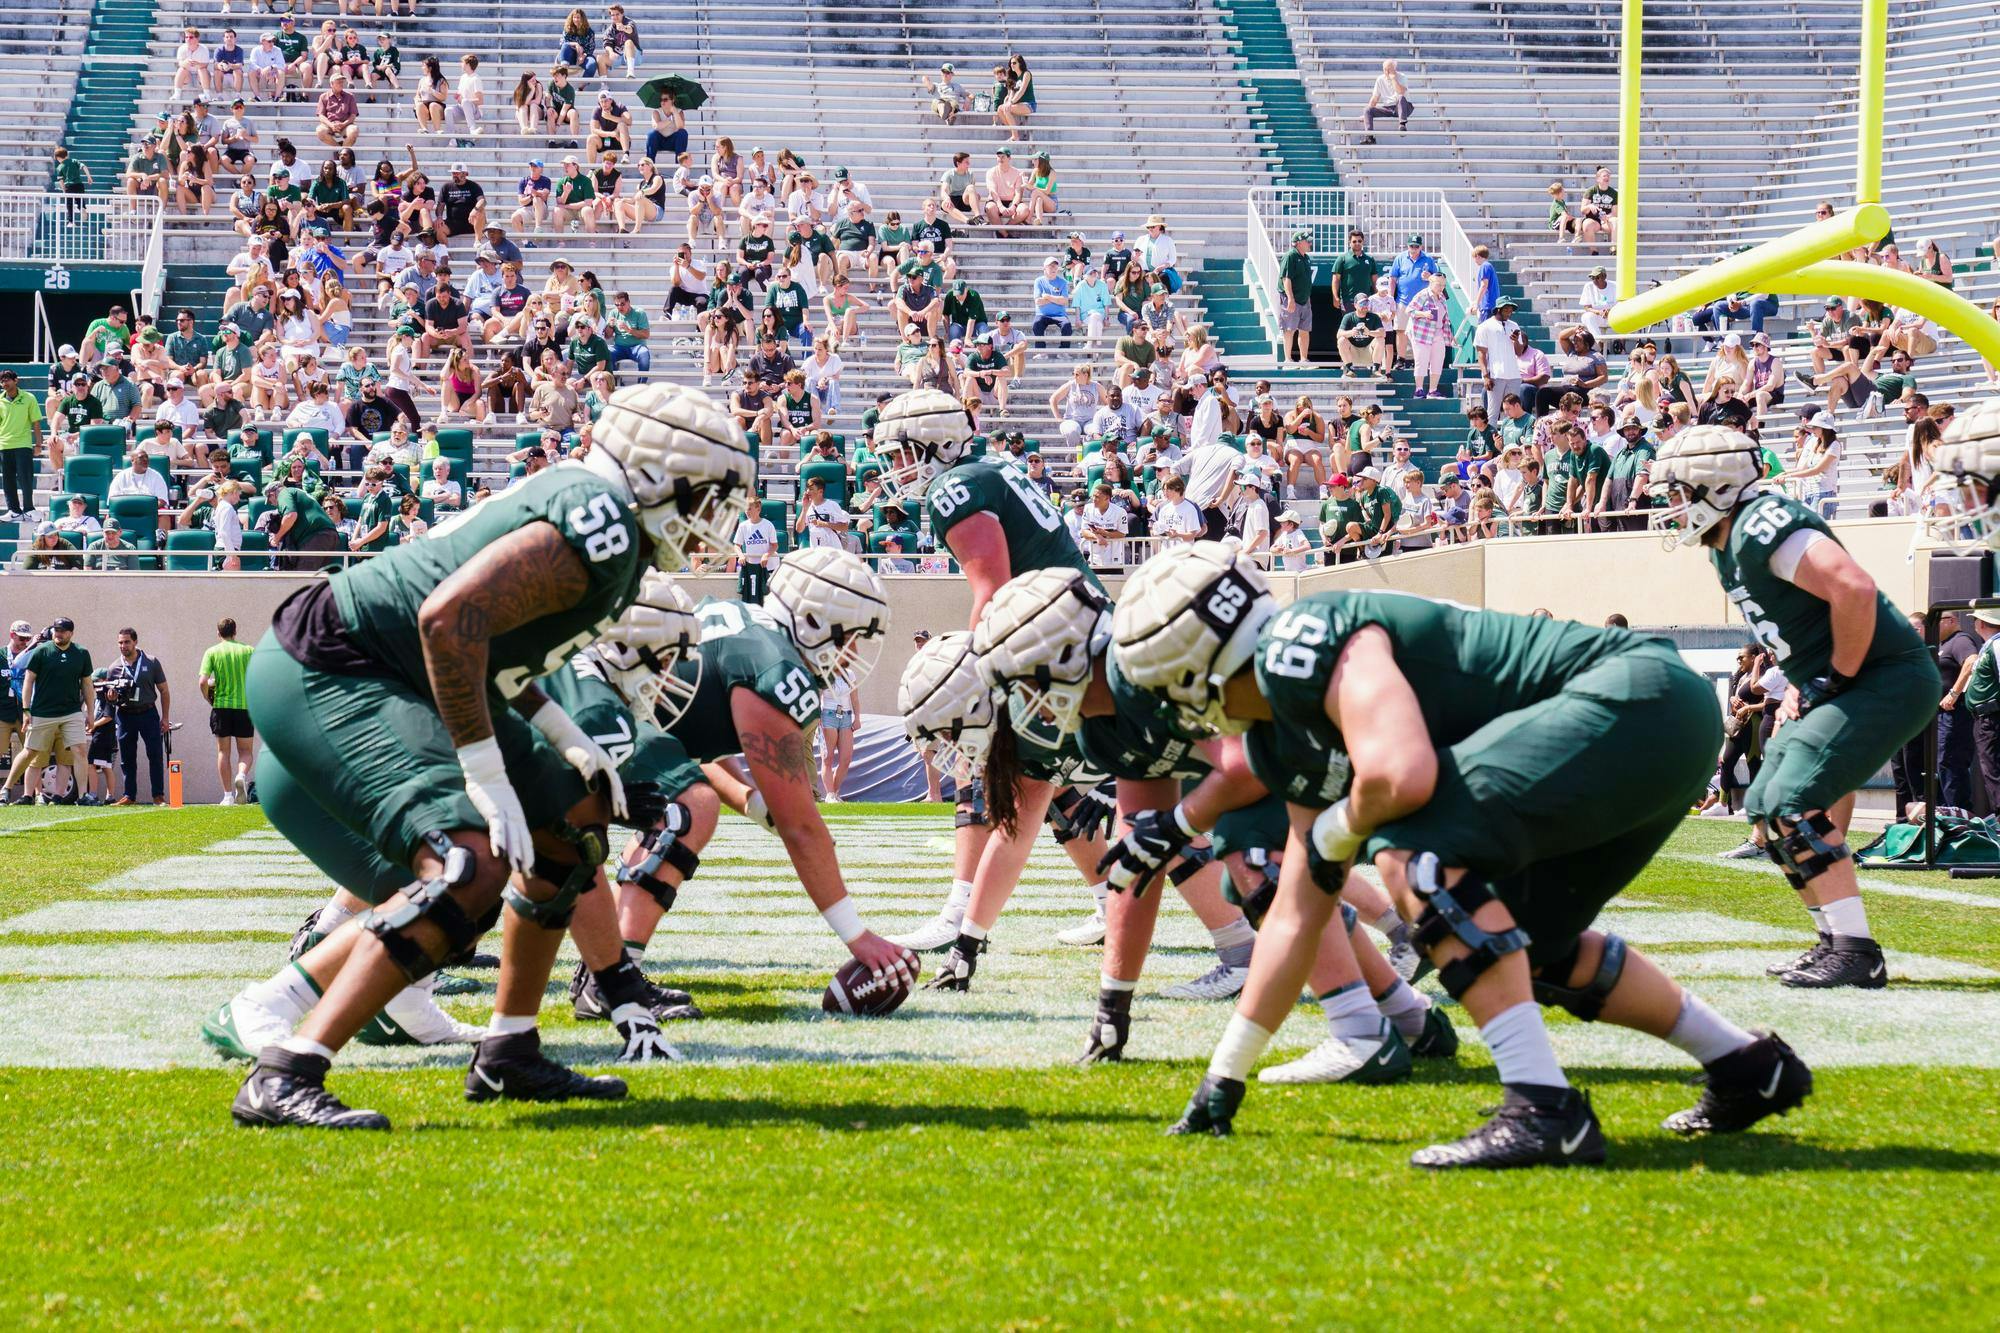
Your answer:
[1,805,1996,1327]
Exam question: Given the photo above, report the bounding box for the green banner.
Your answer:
[0,261,140,295]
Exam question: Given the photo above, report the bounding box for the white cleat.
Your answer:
[200,991,296,1060]
[888,910,964,953]
[1259,1021,1411,1085]
[1159,959,1250,1001]
[380,984,484,1045]
[231,765,250,805]
[1054,907,1107,947]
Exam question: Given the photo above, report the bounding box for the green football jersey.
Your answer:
[1075,655,1211,782]
[928,458,1096,585]
[1358,485,1401,540]
[666,598,822,762]
[1709,490,1921,683]
[541,655,640,765]
[1245,590,1641,805]
[332,465,643,701]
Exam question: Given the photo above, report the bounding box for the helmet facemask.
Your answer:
[1648,478,1731,551]
[1923,468,2000,554]
[651,475,751,572]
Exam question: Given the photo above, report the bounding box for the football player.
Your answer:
[959,566,1452,1075]
[1119,544,1810,1167]
[1652,425,1934,988]
[873,387,1118,951]
[614,548,916,987]
[232,384,753,1130]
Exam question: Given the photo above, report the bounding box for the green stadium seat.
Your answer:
[283,428,330,459]
[431,428,475,459]
[761,498,792,553]
[800,458,850,505]
[239,530,272,572]
[106,495,160,545]
[46,490,100,522]
[244,498,272,528]
[63,456,111,505]
[165,530,217,570]
[78,424,127,456]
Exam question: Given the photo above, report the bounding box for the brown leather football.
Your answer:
[822,956,913,1016]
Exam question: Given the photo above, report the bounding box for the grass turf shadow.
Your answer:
[514,1094,1161,1133]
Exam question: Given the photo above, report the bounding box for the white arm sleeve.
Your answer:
[1767,527,1830,584]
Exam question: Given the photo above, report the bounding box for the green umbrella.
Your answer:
[636,75,707,111]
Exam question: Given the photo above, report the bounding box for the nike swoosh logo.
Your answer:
[1869,962,1886,979]
[245,1079,267,1111]
[1375,1048,1395,1066]
[473,1066,504,1092]
[1759,1064,1784,1099]
[373,1018,396,1036]
[1560,1124,1591,1156]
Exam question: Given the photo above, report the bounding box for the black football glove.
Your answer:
[612,780,673,832]
[1168,1073,1246,1138]
[1097,806,1195,896]
[1797,671,1855,717]
[1305,841,1350,898]
[922,937,981,992]
[1078,987,1132,1064]
[1049,779,1118,845]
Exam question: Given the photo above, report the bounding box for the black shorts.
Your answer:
[88,725,117,767]
[209,706,256,739]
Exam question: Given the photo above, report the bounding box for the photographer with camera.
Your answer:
[96,628,172,806]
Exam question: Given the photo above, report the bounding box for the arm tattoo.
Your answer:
[421,523,588,746]
[739,728,815,786]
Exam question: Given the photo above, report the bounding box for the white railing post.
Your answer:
[0,191,156,266]
[1245,194,1280,349]
[135,198,165,317]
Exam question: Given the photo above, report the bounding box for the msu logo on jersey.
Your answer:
[1286,751,1352,805]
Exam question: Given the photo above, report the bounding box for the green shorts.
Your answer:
[1363,644,1720,968]
[1210,793,1289,861]
[246,631,588,872]
[256,745,412,905]
[1745,647,1935,822]
[626,723,706,796]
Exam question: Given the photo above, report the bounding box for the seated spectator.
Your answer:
[821,275,871,352]
[794,475,849,549]
[54,494,103,541]
[109,449,173,508]
[1049,363,1101,444]
[1032,257,1074,347]
[1337,301,1385,377]
[246,33,286,102]
[126,135,172,206]
[686,177,726,245]
[1692,290,1782,339]
[1578,265,1615,343]
[1072,265,1112,342]
[1138,214,1181,294]
[995,54,1036,143]
[990,311,1028,378]
[984,147,1031,225]
[421,456,464,511]
[891,267,942,338]
[922,62,969,123]
[1578,167,1618,250]
[316,75,360,148]
[586,92,631,160]
[556,8,599,78]
[1358,58,1413,143]
[1547,182,1581,246]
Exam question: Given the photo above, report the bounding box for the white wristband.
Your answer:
[455,735,507,785]
[1207,1012,1274,1081]
[821,896,865,944]
[1170,801,1200,838]
[1310,798,1365,863]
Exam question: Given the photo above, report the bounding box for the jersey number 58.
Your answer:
[569,492,632,563]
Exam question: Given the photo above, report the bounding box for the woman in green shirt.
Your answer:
[309,162,353,231]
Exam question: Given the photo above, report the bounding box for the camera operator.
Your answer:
[96,627,172,806]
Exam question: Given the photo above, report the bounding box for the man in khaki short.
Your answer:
[3,617,97,805]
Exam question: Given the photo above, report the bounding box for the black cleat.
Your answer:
[1767,931,1832,977]
[1663,1033,1813,1135]
[464,1029,628,1104]
[570,960,703,1023]
[1078,988,1131,1064]
[1781,935,1888,989]
[1409,1005,1461,1060]
[1168,1074,1246,1137]
[462,951,501,970]
[1411,1085,1605,1169]
[922,934,983,992]
[232,1048,390,1130]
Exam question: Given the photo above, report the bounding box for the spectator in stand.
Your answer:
[922,61,970,124]
[1692,290,1782,340]
[1358,58,1413,143]
[1032,257,1074,348]
[1578,166,1618,251]
[984,147,1031,226]
[0,371,43,521]
[603,4,643,77]
[557,9,599,78]
[1153,473,1203,546]
[246,33,286,103]
[1175,412,1239,539]
[1049,363,1101,446]
[1471,243,1499,321]
[316,73,360,148]
[1139,214,1181,294]
[1386,234,1438,371]
[368,31,403,95]
[1473,295,1524,420]
[1775,412,1842,518]
[1547,182,1581,247]
[586,92,631,160]
[1337,299,1385,379]
[1406,269,1452,399]
[1278,230,1315,365]
[1578,265,1615,344]
[126,134,173,206]
[174,26,213,100]
[434,162,487,246]
[1328,228,1380,316]
[996,54,1037,143]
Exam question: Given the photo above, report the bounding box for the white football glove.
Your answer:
[744,789,778,834]
[528,699,628,819]
[457,737,534,875]
[611,1003,683,1063]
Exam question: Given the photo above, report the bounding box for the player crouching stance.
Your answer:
[1653,425,1934,988]
[1125,545,1809,1167]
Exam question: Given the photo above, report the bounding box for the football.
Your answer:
[822,957,913,1017]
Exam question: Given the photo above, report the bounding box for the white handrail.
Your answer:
[0,191,158,266]
[135,197,165,318]
[31,291,54,364]
[1244,195,1282,350]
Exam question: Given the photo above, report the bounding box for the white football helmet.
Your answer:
[589,572,704,726]
[973,568,1110,745]
[584,382,757,571]
[1111,542,1276,738]
[1926,399,2000,554]
[898,631,997,780]
[1647,425,1765,550]
[765,547,892,685]
[872,387,975,499]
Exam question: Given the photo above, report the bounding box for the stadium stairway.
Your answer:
[63,0,159,192]
[1218,0,1339,188]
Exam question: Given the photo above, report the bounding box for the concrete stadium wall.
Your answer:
[0,523,1932,802]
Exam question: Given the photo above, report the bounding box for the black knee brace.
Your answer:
[954,781,990,829]
[616,827,700,913]
[1762,812,1847,890]
[1235,848,1279,928]
[1046,784,1084,842]
[1531,933,1628,1021]
[1407,853,1530,1001]
[361,830,482,983]
[504,822,608,931]
[1167,844,1214,887]
[1340,900,1359,932]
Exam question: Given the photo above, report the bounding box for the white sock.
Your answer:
[1479,1000,1569,1090]
[316,896,358,935]
[1372,979,1431,1041]
[959,918,990,942]
[488,1013,537,1036]
[1207,1012,1274,1080]
[1319,980,1380,1040]
[1087,880,1108,907]
[1371,908,1401,935]
[1665,992,1756,1065]
[1806,905,1829,935]
[1211,917,1256,969]
[1099,973,1136,993]
[244,963,320,1022]
[278,1036,334,1059]
[1821,896,1871,940]
[946,879,974,913]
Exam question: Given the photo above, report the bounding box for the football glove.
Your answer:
[1168,1074,1246,1138]
[1234,849,1280,929]
[611,1003,683,1063]
[1078,988,1131,1064]
[1797,671,1855,717]
[527,700,629,819]
[1098,804,1197,896]
[457,737,534,874]
[1050,779,1117,844]
[613,781,673,833]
